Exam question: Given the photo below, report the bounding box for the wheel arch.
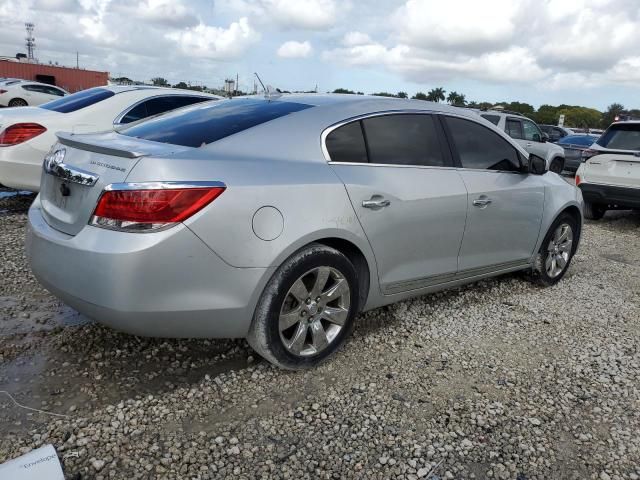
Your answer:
[550,204,583,254]
[312,237,371,313]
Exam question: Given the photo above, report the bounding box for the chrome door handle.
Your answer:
[473,198,492,207]
[362,196,391,209]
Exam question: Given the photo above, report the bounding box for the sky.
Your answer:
[1,0,639,111]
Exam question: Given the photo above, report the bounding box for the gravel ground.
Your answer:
[1,189,639,480]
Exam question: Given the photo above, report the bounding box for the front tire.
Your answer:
[8,98,28,107]
[583,201,606,220]
[549,157,564,174]
[247,244,359,370]
[529,213,578,287]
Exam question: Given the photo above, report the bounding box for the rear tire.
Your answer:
[247,244,359,370]
[549,157,564,174]
[529,213,578,287]
[8,98,28,107]
[583,201,606,220]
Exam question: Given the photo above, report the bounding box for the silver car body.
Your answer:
[27,95,583,338]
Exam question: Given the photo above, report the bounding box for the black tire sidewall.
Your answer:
[550,158,564,174]
[255,246,359,369]
[536,213,578,285]
[584,201,605,220]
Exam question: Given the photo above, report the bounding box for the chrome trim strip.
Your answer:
[104,181,226,191]
[328,161,459,171]
[44,161,99,186]
[382,259,531,295]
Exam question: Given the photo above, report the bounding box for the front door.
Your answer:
[443,115,545,272]
[325,113,468,294]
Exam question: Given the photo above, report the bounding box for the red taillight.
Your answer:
[91,186,225,232]
[0,123,47,146]
[575,174,581,186]
[0,89,7,94]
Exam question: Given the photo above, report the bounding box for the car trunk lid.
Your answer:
[39,131,189,236]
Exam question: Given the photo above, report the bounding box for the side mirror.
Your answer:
[529,154,547,175]
[541,132,549,143]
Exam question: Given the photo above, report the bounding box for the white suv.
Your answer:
[477,110,566,174]
[576,121,640,219]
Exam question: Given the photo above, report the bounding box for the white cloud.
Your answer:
[342,31,372,47]
[167,17,260,60]
[216,0,339,30]
[277,40,313,58]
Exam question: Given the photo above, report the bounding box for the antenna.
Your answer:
[25,23,35,61]
[254,72,266,93]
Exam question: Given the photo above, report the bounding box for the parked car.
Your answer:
[557,134,599,173]
[0,80,68,107]
[539,124,575,142]
[477,110,566,174]
[27,95,583,369]
[576,121,640,219]
[0,86,220,191]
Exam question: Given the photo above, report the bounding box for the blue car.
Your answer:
[557,134,599,173]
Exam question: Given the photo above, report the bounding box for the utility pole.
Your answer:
[76,51,79,69]
[236,73,239,96]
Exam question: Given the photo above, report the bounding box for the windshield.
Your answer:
[120,98,313,147]
[40,87,115,113]
[597,123,640,151]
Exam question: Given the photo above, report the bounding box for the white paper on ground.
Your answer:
[0,444,64,480]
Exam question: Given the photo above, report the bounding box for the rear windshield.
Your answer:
[597,123,640,150]
[40,88,115,113]
[120,98,313,147]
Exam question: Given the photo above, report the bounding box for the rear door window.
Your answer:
[506,119,523,139]
[361,114,445,166]
[445,116,522,172]
[597,123,640,150]
[120,98,313,147]
[144,96,211,117]
[325,121,368,163]
[40,88,115,113]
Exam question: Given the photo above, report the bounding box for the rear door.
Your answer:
[443,115,545,271]
[587,123,640,187]
[326,113,468,294]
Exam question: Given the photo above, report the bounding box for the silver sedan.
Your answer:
[27,95,583,369]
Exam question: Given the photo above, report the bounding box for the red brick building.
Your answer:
[0,60,108,93]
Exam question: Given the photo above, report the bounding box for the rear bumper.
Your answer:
[578,182,640,209]
[27,203,273,338]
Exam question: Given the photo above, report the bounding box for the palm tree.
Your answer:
[426,87,446,102]
[447,91,466,106]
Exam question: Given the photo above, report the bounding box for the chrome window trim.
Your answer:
[104,181,226,191]
[112,94,212,126]
[321,109,529,175]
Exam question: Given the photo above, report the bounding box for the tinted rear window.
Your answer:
[40,88,115,113]
[121,98,313,147]
[558,135,597,146]
[325,121,368,163]
[597,123,640,150]
[362,114,445,166]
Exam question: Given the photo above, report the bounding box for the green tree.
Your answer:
[173,81,189,89]
[371,92,396,97]
[412,92,428,101]
[447,91,466,106]
[332,88,356,94]
[426,87,446,102]
[397,91,408,99]
[151,77,170,87]
[602,103,625,127]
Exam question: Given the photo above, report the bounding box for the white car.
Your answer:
[0,80,68,107]
[0,86,220,191]
[576,121,640,219]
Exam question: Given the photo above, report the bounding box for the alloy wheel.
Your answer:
[545,223,573,278]
[279,266,351,357]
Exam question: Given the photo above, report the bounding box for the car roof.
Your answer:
[104,85,220,98]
